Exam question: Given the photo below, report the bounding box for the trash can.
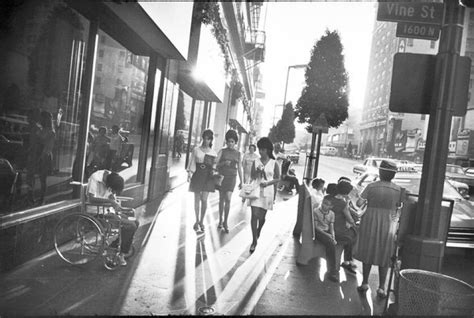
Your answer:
[398,269,474,316]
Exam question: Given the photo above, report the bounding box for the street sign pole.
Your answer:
[403,0,465,272]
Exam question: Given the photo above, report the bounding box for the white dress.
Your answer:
[249,158,277,211]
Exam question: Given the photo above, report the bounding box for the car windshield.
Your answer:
[446,165,465,174]
[392,176,463,200]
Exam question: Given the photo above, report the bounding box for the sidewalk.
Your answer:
[1,180,473,316]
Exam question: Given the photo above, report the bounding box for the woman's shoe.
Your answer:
[249,242,257,253]
[217,223,223,230]
[199,222,205,232]
[376,288,387,299]
[193,222,199,231]
[357,284,369,292]
[223,224,229,233]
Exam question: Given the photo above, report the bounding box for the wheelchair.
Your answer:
[53,182,136,270]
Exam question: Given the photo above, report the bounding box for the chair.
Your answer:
[296,184,344,268]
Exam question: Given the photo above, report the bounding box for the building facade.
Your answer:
[0,0,264,272]
[360,5,474,166]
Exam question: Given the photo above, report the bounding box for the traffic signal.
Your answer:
[460,0,474,8]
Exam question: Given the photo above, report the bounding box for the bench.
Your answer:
[296,184,344,268]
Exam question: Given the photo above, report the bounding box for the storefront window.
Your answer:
[0,1,89,214]
[169,89,192,176]
[88,29,149,186]
[191,100,204,150]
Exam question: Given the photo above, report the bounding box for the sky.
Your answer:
[260,2,377,133]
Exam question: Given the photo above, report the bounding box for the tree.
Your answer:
[268,124,279,144]
[363,140,373,156]
[276,102,296,147]
[295,30,349,133]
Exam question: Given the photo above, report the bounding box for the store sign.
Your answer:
[417,139,426,150]
[448,141,456,153]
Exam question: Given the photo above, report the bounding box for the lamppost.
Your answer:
[282,64,307,108]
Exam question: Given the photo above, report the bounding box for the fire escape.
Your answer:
[243,2,265,69]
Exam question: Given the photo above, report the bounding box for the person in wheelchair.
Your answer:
[278,158,300,194]
[86,169,138,266]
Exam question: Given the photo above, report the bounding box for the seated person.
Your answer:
[313,195,338,282]
[279,159,300,193]
[310,178,325,208]
[87,169,138,266]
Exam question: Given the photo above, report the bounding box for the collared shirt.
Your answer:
[312,206,335,233]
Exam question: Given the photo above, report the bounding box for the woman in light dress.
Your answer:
[242,144,259,202]
[248,137,280,253]
[187,129,217,233]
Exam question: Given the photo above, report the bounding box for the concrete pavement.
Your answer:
[1,180,473,316]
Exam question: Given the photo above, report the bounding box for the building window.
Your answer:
[0,1,90,214]
[99,49,104,58]
[97,63,102,72]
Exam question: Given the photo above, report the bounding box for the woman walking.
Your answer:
[242,144,259,202]
[216,130,243,233]
[248,137,280,253]
[354,159,403,298]
[187,129,217,233]
[38,111,56,205]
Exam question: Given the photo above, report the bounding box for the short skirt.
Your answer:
[219,174,237,192]
[189,164,215,193]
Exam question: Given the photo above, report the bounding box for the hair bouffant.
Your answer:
[336,180,353,195]
[201,129,214,148]
[256,137,275,159]
[225,129,238,142]
[311,178,325,190]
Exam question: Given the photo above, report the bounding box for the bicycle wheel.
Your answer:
[54,213,104,265]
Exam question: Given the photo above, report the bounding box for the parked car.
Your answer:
[353,158,418,176]
[445,164,474,195]
[320,146,337,156]
[353,171,474,249]
[465,167,474,177]
[283,144,300,164]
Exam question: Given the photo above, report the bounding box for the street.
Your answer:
[1,155,473,316]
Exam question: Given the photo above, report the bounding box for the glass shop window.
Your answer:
[87,29,149,186]
[0,1,90,214]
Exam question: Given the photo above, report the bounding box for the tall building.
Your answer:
[360,4,473,166]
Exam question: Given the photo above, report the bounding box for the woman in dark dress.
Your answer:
[216,130,243,233]
[187,129,217,233]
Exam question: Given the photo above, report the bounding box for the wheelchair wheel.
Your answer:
[54,213,104,265]
[103,250,120,271]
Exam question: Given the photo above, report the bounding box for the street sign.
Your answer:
[312,113,328,133]
[389,53,471,116]
[396,22,441,40]
[377,2,444,25]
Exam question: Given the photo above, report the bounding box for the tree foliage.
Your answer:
[268,124,279,144]
[276,102,296,145]
[295,29,349,133]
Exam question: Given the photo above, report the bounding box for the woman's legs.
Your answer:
[378,265,389,291]
[199,192,209,229]
[193,192,200,230]
[250,207,259,249]
[256,208,267,238]
[222,191,232,231]
[218,190,225,226]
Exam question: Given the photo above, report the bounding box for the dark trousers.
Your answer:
[120,219,139,253]
[314,229,337,274]
[282,175,299,191]
[335,227,357,262]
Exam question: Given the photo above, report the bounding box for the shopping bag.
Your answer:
[239,182,259,200]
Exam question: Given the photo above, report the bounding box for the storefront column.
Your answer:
[185,98,196,169]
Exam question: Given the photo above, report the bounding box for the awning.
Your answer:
[229,118,248,135]
[68,0,186,60]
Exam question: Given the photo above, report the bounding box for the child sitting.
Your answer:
[310,177,325,210]
[312,195,338,282]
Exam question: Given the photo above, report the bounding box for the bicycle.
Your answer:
[54,182,136,270]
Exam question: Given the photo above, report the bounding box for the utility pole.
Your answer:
[404,0,465,272]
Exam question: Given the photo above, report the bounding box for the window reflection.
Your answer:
[87,29,149,186]
[169,90,192,177]
[0,1,89,213]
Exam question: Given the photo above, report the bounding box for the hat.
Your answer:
[379,160,398,172]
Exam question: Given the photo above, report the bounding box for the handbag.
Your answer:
[239,182,260,200]
[212,173,224,187]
